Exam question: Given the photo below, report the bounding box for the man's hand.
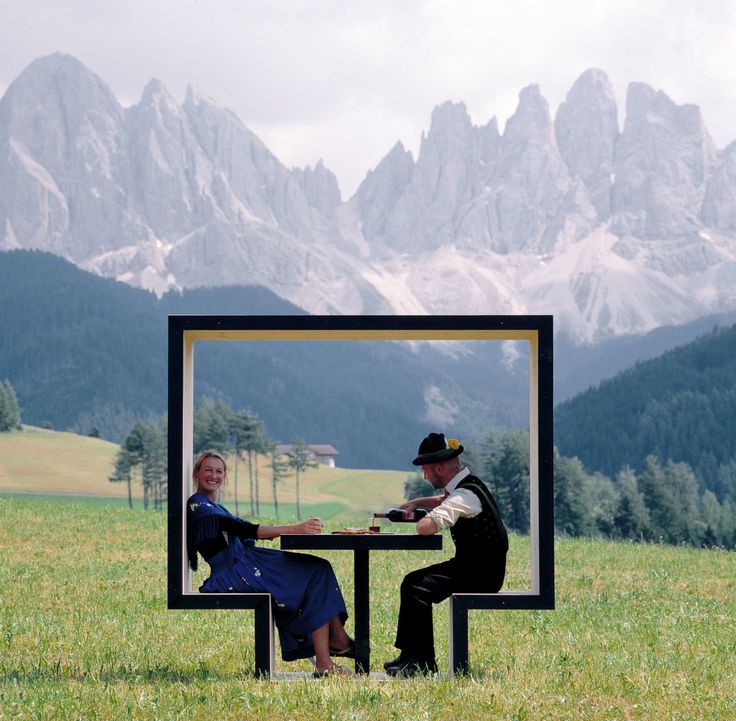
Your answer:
[398,500,420,518]
[400,494,444,518]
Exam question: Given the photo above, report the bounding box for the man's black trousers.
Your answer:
[394,556,505,662]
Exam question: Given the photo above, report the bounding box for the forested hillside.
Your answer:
[0,250,530,469]
[556,324,736,502]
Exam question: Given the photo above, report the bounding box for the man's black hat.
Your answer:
[412,432,464,466]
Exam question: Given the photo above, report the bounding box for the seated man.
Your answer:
[385,432,508,676]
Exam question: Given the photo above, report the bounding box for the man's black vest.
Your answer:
[450,474,509,589]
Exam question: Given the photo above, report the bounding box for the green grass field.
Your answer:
[1,495,734,721]
[1,428,735,719]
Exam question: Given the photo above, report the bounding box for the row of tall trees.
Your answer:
[110,397,318,518]
[109,420,167,510]
[405,429,736,550]
[0,379,21,432]
[192,396,317,519]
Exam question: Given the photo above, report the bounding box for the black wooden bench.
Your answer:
[176,592,275,678]
[449,591,554,675]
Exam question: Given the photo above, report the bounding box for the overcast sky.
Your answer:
[2,1,734,197]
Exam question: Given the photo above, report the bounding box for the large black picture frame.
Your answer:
[167,314,555,613]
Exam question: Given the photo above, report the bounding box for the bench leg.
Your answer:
[448,596,469,675]
[253,599,274,679]
[353,549,370,674]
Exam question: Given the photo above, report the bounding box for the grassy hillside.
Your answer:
[0,496,733,720]
[0,426,122,496]
[0,427,412,521]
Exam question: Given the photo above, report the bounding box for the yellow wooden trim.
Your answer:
[184,329,537,342]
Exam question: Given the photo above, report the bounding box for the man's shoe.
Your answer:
[385,658,438,677]
[383,654,407,671]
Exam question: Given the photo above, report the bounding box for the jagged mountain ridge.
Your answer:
[2,54,736,343]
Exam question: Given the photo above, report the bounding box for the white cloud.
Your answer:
[1,0,735,196]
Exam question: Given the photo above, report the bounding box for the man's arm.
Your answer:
[415,516,439,535]
[399,495,443,516]
[416,489,483,535]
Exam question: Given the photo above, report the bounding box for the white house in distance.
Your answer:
[275,444,339,468]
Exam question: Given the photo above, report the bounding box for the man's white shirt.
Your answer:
[427,467,483,530]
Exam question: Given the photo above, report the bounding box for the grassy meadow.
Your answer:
[1,427,735,719]
[1,496,734,721]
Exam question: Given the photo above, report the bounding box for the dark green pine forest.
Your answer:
[4,249,736,548]
[555,324,736,504]
[0,250,528,470]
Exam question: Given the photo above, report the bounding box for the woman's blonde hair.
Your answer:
[192,450,228,489]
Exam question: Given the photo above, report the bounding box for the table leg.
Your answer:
[353,549,370,673]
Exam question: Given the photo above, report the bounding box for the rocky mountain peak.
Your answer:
[3,54,736,344]
[0,53,132,260]
[427,100,473,136]
[374,100,487,253]
[141,77,172,103]
[353,141,414,241]
[0,52,123,147]
[297,159,342,213]
[488,83,590,254]
[183,83,215,109]
[612,81,718,239]
[503,84,553,140]
[555,68,618,219]
[702,140,736,235]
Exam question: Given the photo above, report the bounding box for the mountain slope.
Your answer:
[3,55,736,343]
[555,324,736,500]
[0,250,533,469]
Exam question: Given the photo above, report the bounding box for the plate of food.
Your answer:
[331,528,373,535]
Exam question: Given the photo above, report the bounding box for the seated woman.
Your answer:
[187,449,354,677]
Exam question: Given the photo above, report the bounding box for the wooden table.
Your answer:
[280,532,443,674]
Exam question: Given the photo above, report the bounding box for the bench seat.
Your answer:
[177,592,275,678]
[449,591,554,674]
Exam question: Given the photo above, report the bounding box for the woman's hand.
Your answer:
[257,517,324,539]
[295,517,324,534]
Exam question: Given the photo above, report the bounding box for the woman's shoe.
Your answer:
[313,663,354,678]
[329,639,356,658]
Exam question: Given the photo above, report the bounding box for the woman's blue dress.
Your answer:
[187,492,347,661]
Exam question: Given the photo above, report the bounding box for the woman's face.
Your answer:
[195,456,226,499]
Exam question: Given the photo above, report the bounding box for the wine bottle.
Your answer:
[373,507,428,522]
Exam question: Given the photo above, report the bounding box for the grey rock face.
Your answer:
[488,84,594,253]
[2,56,736,343]
[0,53,135,259]
[379,101,485,253]
[701,142,736,235]
[0,53,355,301]
[555,68,618,219]
[611,82,718,239]
[353,141,414,242]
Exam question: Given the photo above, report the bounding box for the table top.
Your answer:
[280,533,443,551]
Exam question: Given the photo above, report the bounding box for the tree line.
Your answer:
[5,368,734,548]
[405,429,736,550]
[0,379,21,432]
[109,396,317,518]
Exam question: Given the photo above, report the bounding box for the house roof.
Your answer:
[276,443,338,456]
